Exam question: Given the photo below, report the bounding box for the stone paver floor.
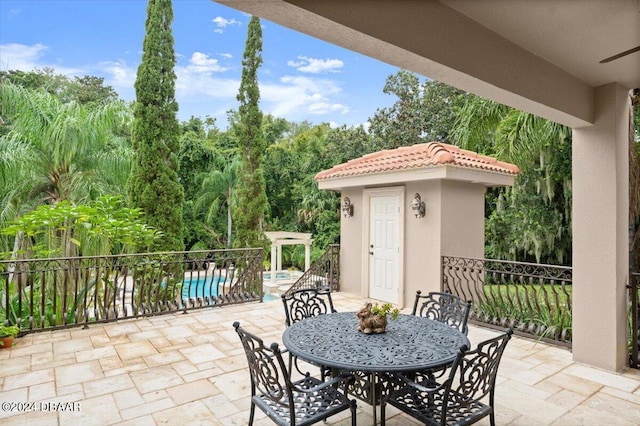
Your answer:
[1,292,640,425]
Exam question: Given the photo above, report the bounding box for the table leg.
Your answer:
[371,372,376,425]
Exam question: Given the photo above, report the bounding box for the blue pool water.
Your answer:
[263,271,292,280]
[182,276,221,300]
[181,276,277,301]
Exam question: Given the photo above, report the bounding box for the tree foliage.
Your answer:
[232,16,268,249]
[369,70,467,150]
[0,68,118,106]
[127,0,184,252]
[0,81,132,256]
[453,96,572,264]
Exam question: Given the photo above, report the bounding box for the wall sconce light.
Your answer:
[342,197,354,218]
[410,193,425,218]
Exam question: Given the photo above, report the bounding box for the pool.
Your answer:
[181,276,278,302]
[263,270,303,281]
[182,276,221,300]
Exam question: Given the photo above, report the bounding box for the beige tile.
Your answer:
[53,337,94,355]
[0,356,31,376]
[104,321,141,337]
[212,369,251,402]
[55,360,104,387]
[83,374,134,398]
[1,411,58,425]
[160,324,197,339]
[117,415,156,425]
[546,388,589,411]
[130,365,183,394]
[565,364,640,393]
[75,345,118,363]
[1,292,639,425]
[58,394,121,426]
[166,379,218,405]
[201,393,241,419]
[0,387,28,419]
[182,367,222,383]
[28,382,57,401]
[7,342,52,358]
[113,388,146,410]
[153,400,221,425]
[114,340,158,360]
[144,349,185,367]
[129,329,163,341]
[179,343,225,364]
[120,397,175,421]
[580,392,640,424]
[2,368,55,391]
[541,371,603,396]
[143,389,169,403]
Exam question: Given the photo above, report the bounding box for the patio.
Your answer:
[1,291,639,425]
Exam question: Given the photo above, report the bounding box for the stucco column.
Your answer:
[572,83,630,371]
[270,243,277,284]
[304,241,311,271]
[277,244,282,271]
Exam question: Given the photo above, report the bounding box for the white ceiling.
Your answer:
[442,0,640,89]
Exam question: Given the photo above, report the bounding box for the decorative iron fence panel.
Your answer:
[0,249,263,334]
[284,244,340,295]
[442,256,572,346]
[630,270,640,368]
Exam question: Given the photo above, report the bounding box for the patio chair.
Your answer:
[281,288,337,378]
[233,321,357,426]
[380,328,513,426]
[411,290,471,334]
[409,291,473,385]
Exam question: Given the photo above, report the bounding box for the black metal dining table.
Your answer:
[282,311,470,424]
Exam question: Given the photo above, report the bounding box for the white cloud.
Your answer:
[260,75,349,119]
[187,52,227,73]
[212,16,241,33]
[0,42,83,76]
[308,102,350,115]
[98,60,137,100]
[219,53,233,59]
[287,56,344,74]
[0,43,47,71]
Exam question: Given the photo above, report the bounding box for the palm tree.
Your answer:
[452,95,572,264]
[195,158,239,247]
[0,82,132,256]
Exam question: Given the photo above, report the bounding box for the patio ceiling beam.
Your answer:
[216,0,595,128]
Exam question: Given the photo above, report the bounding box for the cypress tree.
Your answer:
[127,0,184,251]
[233,16,268,248]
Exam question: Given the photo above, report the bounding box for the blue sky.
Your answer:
[0,0,403,129]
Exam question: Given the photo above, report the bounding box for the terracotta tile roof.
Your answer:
[315,142,520,181]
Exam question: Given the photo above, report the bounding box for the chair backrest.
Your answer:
[442,329,513,422]
[281,288,337,327]
[411,290,471,334]
[233,322,294,411]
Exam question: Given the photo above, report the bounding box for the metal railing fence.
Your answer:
[1,248,263,334]
[284,244,340,295]
[630,270,640,368]
[442,256,573,346]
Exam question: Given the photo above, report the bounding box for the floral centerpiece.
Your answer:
[356,302,401,334]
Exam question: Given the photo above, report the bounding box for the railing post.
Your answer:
[631,271,639,368]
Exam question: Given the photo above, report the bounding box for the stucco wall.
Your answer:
[338,180,485,309]
[440,180,485,259]
[403,180,441,308]
[338,188,363,297]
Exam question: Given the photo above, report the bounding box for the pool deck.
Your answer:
[1,291,640,425]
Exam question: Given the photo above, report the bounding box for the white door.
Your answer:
[369,195,400,303]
